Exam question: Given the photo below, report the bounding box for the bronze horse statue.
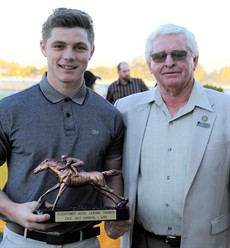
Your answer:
[34,155,128,210]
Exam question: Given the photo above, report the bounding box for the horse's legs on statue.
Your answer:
[52,183,67,210]
[94,185,128,206]
[92,185,119,206]
[102,185,128,203]
[38,182,60,202]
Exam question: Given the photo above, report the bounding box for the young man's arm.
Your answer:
[0,190,57,230]
[103,159,132,239]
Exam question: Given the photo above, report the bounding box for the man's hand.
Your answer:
[104,219,132,239]
[11,201,59,231]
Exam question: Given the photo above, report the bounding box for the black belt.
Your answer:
[6,222,100,245]
[135,222,181,247]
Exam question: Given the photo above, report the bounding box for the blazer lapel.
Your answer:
[184,107,216,197]
[126,100,153,183]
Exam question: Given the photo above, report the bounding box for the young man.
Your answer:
[0,8,131,248]
[115,24,230,248]
[106,62,149,104]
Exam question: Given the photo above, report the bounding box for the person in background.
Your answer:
[106,62,149,104]
[84,70,101,90]
[0,8,131,248]
[115,23,230,248]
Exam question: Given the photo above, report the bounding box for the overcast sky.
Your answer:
[0,0,229,73]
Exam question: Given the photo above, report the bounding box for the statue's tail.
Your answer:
[102,169,121,177]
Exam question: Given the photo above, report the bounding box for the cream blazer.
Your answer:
[115,83,230,248]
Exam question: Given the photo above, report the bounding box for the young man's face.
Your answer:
[40,27,94,88]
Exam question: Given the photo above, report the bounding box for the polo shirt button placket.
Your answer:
[63,98,76,136]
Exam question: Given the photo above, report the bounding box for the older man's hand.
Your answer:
[104,219,132,239]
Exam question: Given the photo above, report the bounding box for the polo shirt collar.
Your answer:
[39,73,87,104]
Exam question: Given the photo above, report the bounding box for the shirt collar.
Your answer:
[190,82,213,111]
[117,78,132,85]
[39,73,87,104]
[153,82,212,112]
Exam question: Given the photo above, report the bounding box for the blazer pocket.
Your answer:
[211,213,230,235]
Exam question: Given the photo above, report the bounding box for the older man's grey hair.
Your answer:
[145,23,199,62]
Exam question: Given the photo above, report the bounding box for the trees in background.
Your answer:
[0,58,229,87]
[203,84,224,92]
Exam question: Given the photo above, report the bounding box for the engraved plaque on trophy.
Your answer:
[34,155,129,222]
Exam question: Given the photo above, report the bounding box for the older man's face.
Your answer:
[148,33,198,94]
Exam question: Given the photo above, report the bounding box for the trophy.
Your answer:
[33,155,129,223]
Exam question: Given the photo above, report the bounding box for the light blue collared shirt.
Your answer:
[136,84,211,236]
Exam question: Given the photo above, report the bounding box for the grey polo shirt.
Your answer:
[0,73,124,233]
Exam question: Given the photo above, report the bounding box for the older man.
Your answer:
[116,23,230,248]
